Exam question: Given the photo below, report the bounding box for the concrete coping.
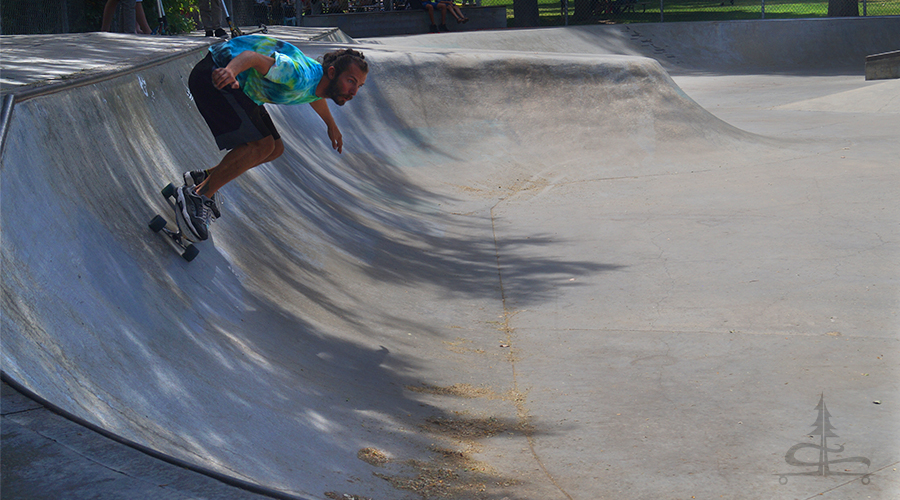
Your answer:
[866,49,900,62]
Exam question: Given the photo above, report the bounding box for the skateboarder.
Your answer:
[179,35,368,241]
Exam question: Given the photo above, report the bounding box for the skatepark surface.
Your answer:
[2,19,899,500]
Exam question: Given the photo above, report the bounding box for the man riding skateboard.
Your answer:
[180,35,368,240]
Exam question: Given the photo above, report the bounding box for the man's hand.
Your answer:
[310,99,343,154]
[212,51,276,90]
[327,124,343,154]
[212,67,240,90]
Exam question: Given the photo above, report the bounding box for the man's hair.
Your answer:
[321,48,368,75]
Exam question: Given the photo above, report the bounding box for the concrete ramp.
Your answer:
[365,17,900,74]
[3,20,899,500]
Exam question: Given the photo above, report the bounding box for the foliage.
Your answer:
[142,0,199,34]
[76,0,197,34]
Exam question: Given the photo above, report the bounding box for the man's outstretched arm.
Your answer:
[310,99,343,154]
[212,51,276,89]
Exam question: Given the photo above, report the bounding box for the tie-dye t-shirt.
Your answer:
[208,35,323,106]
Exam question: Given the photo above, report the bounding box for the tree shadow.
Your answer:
[2,46,627,499]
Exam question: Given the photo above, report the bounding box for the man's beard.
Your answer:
[324,76,349,106]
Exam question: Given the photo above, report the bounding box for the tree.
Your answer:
[828,0,859,17]
[143,0,199,34]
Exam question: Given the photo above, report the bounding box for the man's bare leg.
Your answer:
[425,4,437,25]
[101,0,118,31]
[196,136,284,197]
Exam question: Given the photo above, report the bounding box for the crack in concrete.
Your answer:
[489,199,574,500]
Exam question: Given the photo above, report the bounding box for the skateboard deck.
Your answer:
[148,183,200,262]
[232,24,268,38]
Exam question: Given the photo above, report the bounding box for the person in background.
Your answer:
[101,0,153,34]
[283,0,298,25]
[414,0,449,32]
[197,0,227,37]
[271,0,284,24]
[442,0,469,23]
[254,0,271,24]
[303,0,324,15]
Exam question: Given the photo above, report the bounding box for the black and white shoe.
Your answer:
[183,170,208,188]
[176,186,218,241]
[182,170,221,219]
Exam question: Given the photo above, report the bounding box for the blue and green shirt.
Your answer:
[208,35,323,106]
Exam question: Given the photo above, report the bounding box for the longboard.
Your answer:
[148,183,200,262]
[220,0,268,39]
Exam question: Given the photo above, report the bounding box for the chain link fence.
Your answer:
[1,0,897,33]
[501,0,899,26]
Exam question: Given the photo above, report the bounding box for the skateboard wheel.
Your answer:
[149,215,167,232]
[161,183,176,199]
[182,244,199,262]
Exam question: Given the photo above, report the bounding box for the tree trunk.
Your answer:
[828,0,859,17]
[513,0,540,26]
[574,0,592,22]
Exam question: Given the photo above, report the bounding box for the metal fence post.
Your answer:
[761,0,766,19]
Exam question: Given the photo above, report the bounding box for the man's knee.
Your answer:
[248,135,276,158]
[252,136,284,163]
[269,138,285,161]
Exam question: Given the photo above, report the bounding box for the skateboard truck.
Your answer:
[219,0,267,39]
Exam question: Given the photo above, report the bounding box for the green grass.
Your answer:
[482,0,900,26]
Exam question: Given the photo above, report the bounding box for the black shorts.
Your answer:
[189,52,280,151]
